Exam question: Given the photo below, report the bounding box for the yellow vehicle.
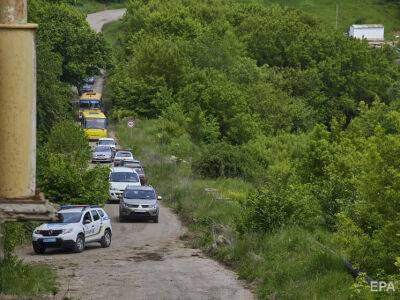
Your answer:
[78,92,102,120]
[81,110,107,140]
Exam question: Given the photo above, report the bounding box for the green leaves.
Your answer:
[37,121,109,206]
[30,0,111,88]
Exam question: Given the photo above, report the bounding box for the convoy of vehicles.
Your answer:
[32,77,160,255]
[81,110,107,140]
[32,205,112,254]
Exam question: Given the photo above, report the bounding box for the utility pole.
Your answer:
[0,0,56,222]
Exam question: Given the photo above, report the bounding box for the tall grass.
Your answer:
[0,261,57,297]
[115,119,356,299]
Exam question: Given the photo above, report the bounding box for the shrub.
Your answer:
[193,142,244,178]
[37,121,109,206]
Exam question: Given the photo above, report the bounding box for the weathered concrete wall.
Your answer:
[0,0,27,24]
[0,0,36,199]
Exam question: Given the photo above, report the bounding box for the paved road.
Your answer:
[17,9,253,300]
[86,9,126,33]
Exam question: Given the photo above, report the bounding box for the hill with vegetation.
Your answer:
[254,0,400,37]
[106,0,400,298]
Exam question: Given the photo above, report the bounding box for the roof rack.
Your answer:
[60,205,101,211]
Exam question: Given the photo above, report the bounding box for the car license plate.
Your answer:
[135,209,146,213]
[43,238,56,243]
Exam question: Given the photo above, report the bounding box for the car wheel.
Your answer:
[33,244,46,254]
[74,234,85,253]
[100,229,112,248]
[153,215,159,223]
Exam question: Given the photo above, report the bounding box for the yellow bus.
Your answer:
[81,110,107,140]
[78,92,102,120]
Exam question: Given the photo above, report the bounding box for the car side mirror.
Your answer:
[83,219,91,224]
[157,196,162,201]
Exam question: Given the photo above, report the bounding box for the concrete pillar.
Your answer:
[0,0,27,24]
[0,0,37,199]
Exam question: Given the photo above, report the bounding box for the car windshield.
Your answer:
[95,146,110,152]
[99,140,114,145]
[110,172,139,182]
[124,190,156,200]
[116,152,132,158]
[80,100,101,109]
[57,212,82,223]
[84,118,106,129]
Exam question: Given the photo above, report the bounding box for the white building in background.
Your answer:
[349,24,384,41]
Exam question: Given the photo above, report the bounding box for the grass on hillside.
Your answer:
[103,20,124,49]
[0,260,57,297]
[252,0,400,37]
[115,119,357,299]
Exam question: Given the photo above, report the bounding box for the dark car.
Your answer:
[121,159,146,184]
[113,151,134,166]
[85,76,95,85]
[80,83,93,95]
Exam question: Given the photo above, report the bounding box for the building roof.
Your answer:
[351,24,384,29]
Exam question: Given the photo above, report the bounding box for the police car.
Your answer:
[32,205,112,254]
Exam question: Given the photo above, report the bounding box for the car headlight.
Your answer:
[34,229,40,234]
[63,228,73,234]
[150,204,158,209]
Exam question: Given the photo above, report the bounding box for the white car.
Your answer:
[32,205,112,254]
[109,167,141,201]
[97,138,117,152]
[113,150,134,166]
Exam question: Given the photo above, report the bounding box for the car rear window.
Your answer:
[110,172,139,182]
[117,152,132,157]
[95,146,110,152]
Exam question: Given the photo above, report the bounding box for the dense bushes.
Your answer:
[29,0,111,133]
[108,0,400,283]
[28,0,111,206]
[37,121,109,205]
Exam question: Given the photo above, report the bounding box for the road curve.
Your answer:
[86,9,126,33]
[17,9,253,300]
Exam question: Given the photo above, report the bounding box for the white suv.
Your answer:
[109,166,141,201]
[97,138,117,152]
[32,205,112,254]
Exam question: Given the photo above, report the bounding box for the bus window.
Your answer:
[80,100,101,110]
[84,119,106,129]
